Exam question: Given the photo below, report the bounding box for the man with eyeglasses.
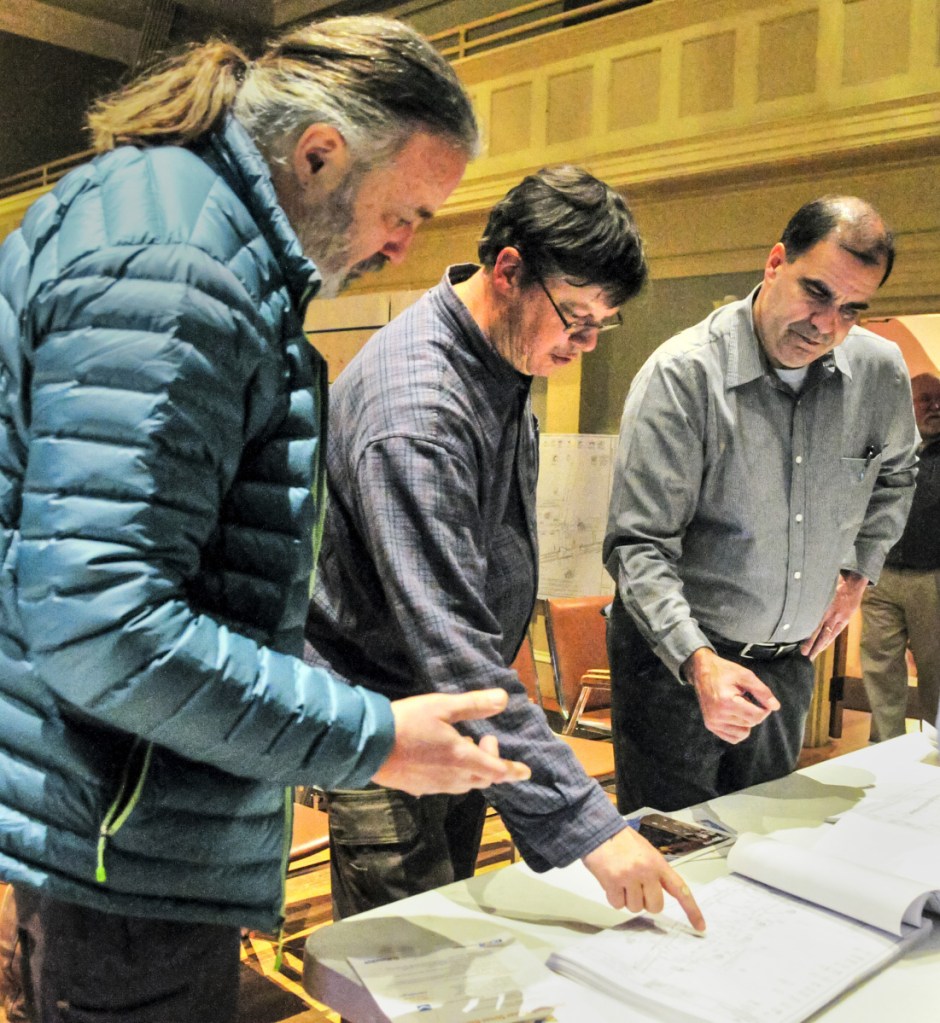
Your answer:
[304,166,706,932]
[604,195,919,814]
[860,372,940,741]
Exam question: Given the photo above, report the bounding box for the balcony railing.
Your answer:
[428,0,651,60]
[0,149,95,200]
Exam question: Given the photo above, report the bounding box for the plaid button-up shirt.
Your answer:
[306,265,625,869]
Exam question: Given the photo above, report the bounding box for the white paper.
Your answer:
[727,832,935,934]
[548,875,930,1023]
[838,774,940,836]
[536,434,616,598]
[813,813,940,894]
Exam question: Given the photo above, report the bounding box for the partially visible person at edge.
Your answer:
[604,196,918,815]
[0,17,531,1023]
[303,167,706,935]
[860,372,940,740]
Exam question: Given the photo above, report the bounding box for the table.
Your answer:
[303,731,940,1021]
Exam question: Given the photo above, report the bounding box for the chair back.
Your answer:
[544,596,612,727]
[511,630,614,783]
[510,633,542,706]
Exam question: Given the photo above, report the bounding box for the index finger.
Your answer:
[439,688,510,723]
[737,674,780,713]
[661,870,706,932]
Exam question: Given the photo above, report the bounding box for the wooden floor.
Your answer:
[0,709,893,1023]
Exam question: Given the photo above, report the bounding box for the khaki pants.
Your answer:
[860,567,940,741]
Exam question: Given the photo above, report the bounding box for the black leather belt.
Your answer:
[710,637,803,661]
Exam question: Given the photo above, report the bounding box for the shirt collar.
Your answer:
[438,264,532,392]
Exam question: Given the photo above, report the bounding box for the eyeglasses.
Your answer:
[535,276,622,338]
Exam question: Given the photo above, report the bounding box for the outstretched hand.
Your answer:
[371,689,531,796]
[583,827,706,932]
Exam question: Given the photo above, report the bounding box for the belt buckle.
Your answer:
[739,642,758,660]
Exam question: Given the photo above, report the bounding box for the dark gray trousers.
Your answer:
[607,598,815,814]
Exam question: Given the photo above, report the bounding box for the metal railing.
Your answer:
[428,0,650,60]
[0,149,95,200]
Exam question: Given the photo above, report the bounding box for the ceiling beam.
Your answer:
[270,1,365,28]
[0,0,140,64]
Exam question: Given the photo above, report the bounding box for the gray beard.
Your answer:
[292,170,388,298]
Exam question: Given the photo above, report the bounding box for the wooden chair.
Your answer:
[510,635,614,786]
[543,596,613,737]
[828,609,921,739]
[510,624,561,723]
[288,800,330,877]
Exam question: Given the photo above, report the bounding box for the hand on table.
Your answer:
[372,689,531,796]
[683,647,780,744]
[583,827,706,932]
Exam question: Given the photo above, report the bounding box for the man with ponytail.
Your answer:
[0,16,529,1022]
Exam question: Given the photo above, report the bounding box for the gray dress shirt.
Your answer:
[604,288,918,678]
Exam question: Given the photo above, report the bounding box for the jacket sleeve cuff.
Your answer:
[299,673,397,790]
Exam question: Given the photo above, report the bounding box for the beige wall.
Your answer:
[3,0,938,431]
[337,0,940,430]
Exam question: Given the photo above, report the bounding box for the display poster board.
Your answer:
[536,433,618,598]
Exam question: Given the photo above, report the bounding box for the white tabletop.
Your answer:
[303,731,940,1022]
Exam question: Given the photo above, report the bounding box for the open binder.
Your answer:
[549,829,937,1023]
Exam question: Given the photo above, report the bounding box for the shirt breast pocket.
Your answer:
[838,453,882,535]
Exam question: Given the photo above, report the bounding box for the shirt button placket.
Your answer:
[781,402,807,639]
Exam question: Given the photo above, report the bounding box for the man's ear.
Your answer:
[291,123,350,196]
[491,247,524,296]
[764,242,787,282]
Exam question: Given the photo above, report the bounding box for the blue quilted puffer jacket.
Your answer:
[0,116,394,931]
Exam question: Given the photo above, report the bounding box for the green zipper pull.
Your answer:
[96,831,108,883]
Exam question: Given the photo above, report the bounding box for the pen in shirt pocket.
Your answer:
[861,444,878,479]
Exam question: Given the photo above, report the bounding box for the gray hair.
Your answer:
[235,16,480,171]
[88,15,479,171]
